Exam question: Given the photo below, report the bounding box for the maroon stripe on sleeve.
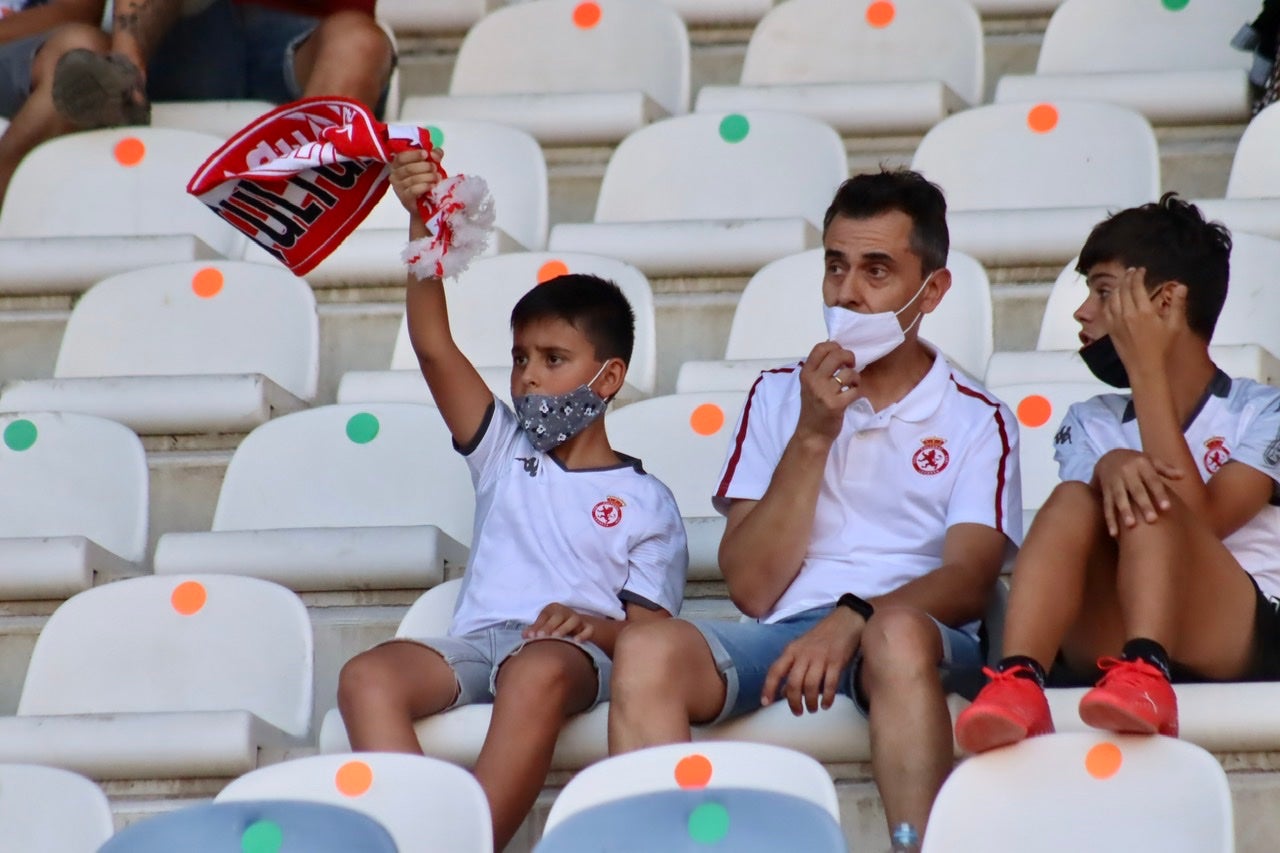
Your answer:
[716,366,795,498]
[950,375,1012,534]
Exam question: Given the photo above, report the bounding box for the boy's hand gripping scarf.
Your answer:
[187,96,494,279]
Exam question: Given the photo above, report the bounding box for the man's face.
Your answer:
[822,211,934,320]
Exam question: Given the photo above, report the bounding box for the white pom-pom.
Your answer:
[402,174,496,280]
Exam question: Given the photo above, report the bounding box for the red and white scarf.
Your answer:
[187,96,493,279]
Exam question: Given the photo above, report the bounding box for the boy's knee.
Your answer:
[498,644,586,702]
[613,620,685,688]
[337,649,399,708]
[860,607,942,691]
[312,12,391,61]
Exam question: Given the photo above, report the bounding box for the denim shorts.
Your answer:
[391,622,612,711]
[0,33,48,119]
[692,606,986,723]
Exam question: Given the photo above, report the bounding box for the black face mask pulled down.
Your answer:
[1080,336,1130,388]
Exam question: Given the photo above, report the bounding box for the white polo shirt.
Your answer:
[714,353,1023,625]
[1054,369,1280,598]
[449,399,689,637]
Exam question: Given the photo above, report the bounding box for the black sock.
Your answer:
[996,655,1046,687]
[1121,638,1172,681]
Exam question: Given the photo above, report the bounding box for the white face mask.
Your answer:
[822,270,936,370]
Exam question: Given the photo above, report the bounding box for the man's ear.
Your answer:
[919,268,952,315]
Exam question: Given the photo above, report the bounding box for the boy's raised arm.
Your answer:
[389,149,495,445]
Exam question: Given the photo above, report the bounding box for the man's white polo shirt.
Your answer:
[1055,369,1280,598]
[714,352,1023,625]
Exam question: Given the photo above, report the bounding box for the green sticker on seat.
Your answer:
[427,125,444,148]
[719,114,750,143]
[3,419,36,451]
[241,819,283,853]
[1162,0,1189,9]
[346,413,380,444]
[688,802,729,844]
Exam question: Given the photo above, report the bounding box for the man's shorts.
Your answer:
[390,621,612,711]
[691,605,986,724]
[0,33,49,119]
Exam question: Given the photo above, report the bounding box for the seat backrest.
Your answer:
[388,251,658,395]
[450,0,690,116]
[397,578,463,637]
[0,763,114,853]
[213,404,475,545]
[1036,0,1257,74]
[605,392,746,518]
[0,127,244,257]
[0,412,148,562]
[358,119,549,251]
[17,575,313,738]
[594,111,847,226]
[923,732,1234,852]
[988,381,1106,512]
[1037,233,1280,353]
[216,752,493,852]
[1226,102,1280,199]
[740,0,983,105]
[543,741,840,832]
[98,800,398,853]
[723,248,993,379]
[53,261,319,401]
[911,101,1159,211]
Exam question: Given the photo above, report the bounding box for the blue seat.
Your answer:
[98,799,398,852]
[534,788,847,852]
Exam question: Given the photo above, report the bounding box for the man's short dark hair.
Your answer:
[510,273,636,365]
[1077,194,1232,341]
[822,169,950,274]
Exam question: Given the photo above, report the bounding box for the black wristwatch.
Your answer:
[837,592,875,622]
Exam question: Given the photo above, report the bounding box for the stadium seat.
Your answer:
[969,0,1062,14]
[153,403,473,592]
[0,575,313,779]
[605,391,747,579]
[150,100,277,138]
[925,732,1234,852]
[0,412,147,600]
[675,248,993,392]
[0,261,318,435]
[286,119,549,286]
[1197,102,1280,242]
[400,0,690,145]
[548,112,847,276]
[0,127,246,295]
[99,800,397,853]
[536,788,846,853]
[0,763,114,853]
[216,752,492,852]
[335,251,657,405]
[910,101,1160,267]
[695,0,983,135]
[994,0,1256,125]
[659,0,773,26]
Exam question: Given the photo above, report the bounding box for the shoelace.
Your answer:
[1094,656,1166,688]
[981,664,1038,685]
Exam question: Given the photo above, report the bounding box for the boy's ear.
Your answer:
[1154,281,1187,319]
[600,357,627,401]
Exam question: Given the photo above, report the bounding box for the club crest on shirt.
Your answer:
[1203,437,1230,474]
[592,496,625,528]
[912,437,950,476]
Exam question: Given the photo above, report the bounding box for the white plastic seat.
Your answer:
[549,112,847,276]
[0,575,313,779]
[605,392,745,580]
[675,248,993,392]
[216,752,493,853]
[543,741,840,831]
[401,0,690,145]
[0,412,147,600]
[336,251,657,405]
[291,119,549,286]
[153,403,473,592]
[0,261,318,435]
[0,127,245,294]
[924,732,1234,852]
[1197,102,1280,242]
[0,763,114,853]
[696,0,983,135]
[994,0,1256,125]
[659,0,773,26]
[150,99,277,138]
[910,101,1160,267]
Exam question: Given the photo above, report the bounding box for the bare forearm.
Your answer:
[112,0,181,63]
[871,563,993,627]
[1129,367,1208,513]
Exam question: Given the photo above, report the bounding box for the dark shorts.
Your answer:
[0,33,49,119]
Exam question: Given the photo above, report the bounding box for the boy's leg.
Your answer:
[475,639,599,851]
[337,641,463,754]
[288,10,394,111]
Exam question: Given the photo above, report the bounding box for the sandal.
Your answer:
[51,49,151,129]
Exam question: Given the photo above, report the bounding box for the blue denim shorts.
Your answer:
[692,606,986,723]
[392,622,612,711]
[0,33,47,119]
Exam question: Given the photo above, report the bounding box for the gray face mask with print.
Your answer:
[514,362,610,453]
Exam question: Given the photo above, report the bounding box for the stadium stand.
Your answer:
[695,0,984,136]
[1198,101,1280,242]
[153,403,473,593]
[149,100,277,138]
[216,752,493,852]
[0,261,319,435]
[0,411,148,601]
[0,763,114,853]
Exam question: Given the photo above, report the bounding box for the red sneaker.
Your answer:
[1078,657,1178,737]
[955,666,1055,754]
